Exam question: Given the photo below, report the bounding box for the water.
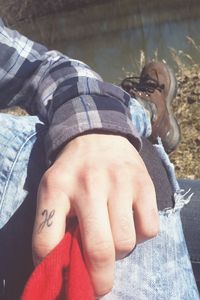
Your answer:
[62,19,200,82]
[16,0,200,82]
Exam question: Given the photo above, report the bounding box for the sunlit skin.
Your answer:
[32,133,159,297]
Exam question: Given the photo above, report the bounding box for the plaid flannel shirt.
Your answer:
[0,19,141,163]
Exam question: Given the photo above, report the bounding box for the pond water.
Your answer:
[17,0,200,82]
[61,19,200,82]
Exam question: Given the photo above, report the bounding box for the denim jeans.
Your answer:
[0,105,199,299]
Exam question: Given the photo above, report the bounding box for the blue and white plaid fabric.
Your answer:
[0,19,140,163]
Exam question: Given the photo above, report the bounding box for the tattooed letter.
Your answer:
[37,209,55,234]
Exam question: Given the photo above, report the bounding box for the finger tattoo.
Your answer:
[37,209,55,234]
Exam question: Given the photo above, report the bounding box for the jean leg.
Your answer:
[0,113,47,300]
[129,97,152,138]
[99,143,200,299]
[0,113,199,299]
[180,180,200,292]
[100,210,199,299]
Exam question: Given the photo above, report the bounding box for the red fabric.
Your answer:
[21,226,95,300]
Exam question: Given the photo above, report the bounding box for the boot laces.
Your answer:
[121,74,164,95]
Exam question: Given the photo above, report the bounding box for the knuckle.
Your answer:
[96,286,113,297]
[145,226,159,238]
[38,167,68,200]
[114,215,136,254]
[141,223,160,239]
[115,238,136,254]
[40,169,57,191]
[78,165,103,194]
[79,163,91,178]
[136,209,160,242]
[82,162,98,177]
[147,210,160,237]
[32,241,51,260]
[109,163,131,181]
[86,242,114,266]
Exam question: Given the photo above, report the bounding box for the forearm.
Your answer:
[0,19,141,163]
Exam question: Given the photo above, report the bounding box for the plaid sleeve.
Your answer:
[0,19,141,163]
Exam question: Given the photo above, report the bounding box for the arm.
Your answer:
[0,19,140,163]
[0,20,159,297]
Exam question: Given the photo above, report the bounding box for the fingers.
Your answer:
[32,177,71,265]
[75,196,115,297]
[108,190,136,260]
[133,174,160,243]
[109,168,159,260]
[31,134,160,299]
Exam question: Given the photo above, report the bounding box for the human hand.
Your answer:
[32,134,159,297]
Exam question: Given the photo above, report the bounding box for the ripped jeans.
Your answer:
[0,98,199,299]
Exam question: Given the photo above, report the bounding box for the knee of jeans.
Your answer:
[0,115,46,229]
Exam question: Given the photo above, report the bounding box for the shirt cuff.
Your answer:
[45,95,142,164]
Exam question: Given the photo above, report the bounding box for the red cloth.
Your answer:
[21,226,95,300]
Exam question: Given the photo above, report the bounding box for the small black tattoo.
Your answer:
[37,209,55,234]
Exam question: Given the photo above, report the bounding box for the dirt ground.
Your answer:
[170,63,200,179]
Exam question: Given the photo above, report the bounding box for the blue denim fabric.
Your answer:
[0,114,45,229]
[129,97,152,138]
[0,103,199,299]
[101,209,199,300]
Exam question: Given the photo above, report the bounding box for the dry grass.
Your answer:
[169,44,200,179]
[170,67,199,179]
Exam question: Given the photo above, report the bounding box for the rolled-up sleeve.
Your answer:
[0,19,141,163]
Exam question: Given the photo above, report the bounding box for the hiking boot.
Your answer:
[121,61,181,153]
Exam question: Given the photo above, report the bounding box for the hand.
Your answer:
[32,134,159,297]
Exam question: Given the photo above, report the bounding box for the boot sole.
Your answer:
[163,63,181,153]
